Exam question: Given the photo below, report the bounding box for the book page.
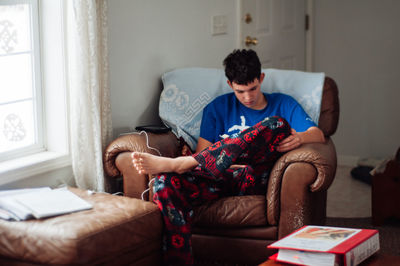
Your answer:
[0,187,51,220]
[277,249,336,266]
[345,233,380,265]
[13,189,92,219]
[271,226,361,252]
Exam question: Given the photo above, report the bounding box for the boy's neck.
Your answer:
[250,94,268,110]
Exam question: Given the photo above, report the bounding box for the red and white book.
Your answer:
[268,225,379,266]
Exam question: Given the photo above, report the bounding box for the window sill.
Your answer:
[0,151,71,186]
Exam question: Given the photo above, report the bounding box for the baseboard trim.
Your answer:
[337,155,359,167]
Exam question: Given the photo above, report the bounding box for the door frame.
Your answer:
[236,0,314,71]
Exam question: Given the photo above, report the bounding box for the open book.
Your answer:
[0,187,92,221]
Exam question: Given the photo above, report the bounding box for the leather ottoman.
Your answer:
[0,187,163,265]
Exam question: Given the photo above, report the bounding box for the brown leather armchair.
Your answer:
[104,77,339,265]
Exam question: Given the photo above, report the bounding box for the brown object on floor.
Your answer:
[0,187,163,265]
[371,147,400,226]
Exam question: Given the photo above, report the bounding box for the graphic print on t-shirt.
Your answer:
[219,115,250,139]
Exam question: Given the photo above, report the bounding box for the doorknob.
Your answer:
[245,36,258,46]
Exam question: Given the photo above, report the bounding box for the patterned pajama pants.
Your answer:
[152,116,291,265]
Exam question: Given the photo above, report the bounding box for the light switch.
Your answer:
[212,15,227,35]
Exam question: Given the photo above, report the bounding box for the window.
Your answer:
[0,0,70,187]
[0,0,43,162]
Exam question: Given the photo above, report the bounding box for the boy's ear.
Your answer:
[227,80,233,89]
[259,72,265,83]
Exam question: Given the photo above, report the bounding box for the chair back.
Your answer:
[318,77,339,136]
[160,68,339,149]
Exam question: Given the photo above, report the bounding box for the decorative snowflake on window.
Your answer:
[0,20,18,54]
[3,114,26,142]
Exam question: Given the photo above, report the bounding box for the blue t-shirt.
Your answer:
[199,92,316,143]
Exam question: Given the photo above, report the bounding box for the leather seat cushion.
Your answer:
[193,195,268,227]
[0,188,162,265]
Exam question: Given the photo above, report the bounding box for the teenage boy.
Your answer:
[132,49,325,265]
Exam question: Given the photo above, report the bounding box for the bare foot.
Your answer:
[131,152,198,175]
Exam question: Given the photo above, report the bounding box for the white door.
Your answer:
[240,0,306,70]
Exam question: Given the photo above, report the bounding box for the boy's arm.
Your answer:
[195,137,212,153]
[277,126,325,153]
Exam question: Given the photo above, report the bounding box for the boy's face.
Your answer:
[228,73,266,110]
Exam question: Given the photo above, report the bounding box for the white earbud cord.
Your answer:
[134,130,162,156]
[118,130,163,200]
[130,131,161,200]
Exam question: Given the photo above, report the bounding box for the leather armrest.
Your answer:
[103,131,180,199]
[266,138,337,227]
[104,131,180,177]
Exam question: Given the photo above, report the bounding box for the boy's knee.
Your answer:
[261,116,290,132]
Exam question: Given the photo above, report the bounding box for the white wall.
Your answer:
[108,0,239,137]
[314,0,400,161]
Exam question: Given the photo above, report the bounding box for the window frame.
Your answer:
[0,0,45,163]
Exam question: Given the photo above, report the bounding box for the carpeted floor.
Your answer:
[326,165,400,257]
[327,165,371,217]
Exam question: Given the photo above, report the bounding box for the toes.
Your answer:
[137,168,146,174]
[132,157,143,165]
[134,165,144,173]
[131,152,142,160]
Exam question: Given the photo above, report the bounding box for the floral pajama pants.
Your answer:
[152,116,291,265]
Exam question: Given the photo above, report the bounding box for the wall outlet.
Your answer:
[212,15,227,35]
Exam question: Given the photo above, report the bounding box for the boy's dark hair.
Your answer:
[223,49,261,85]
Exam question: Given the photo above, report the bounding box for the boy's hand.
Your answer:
[277,129,302,152]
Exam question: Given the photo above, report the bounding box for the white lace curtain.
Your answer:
[66,0,112,192]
